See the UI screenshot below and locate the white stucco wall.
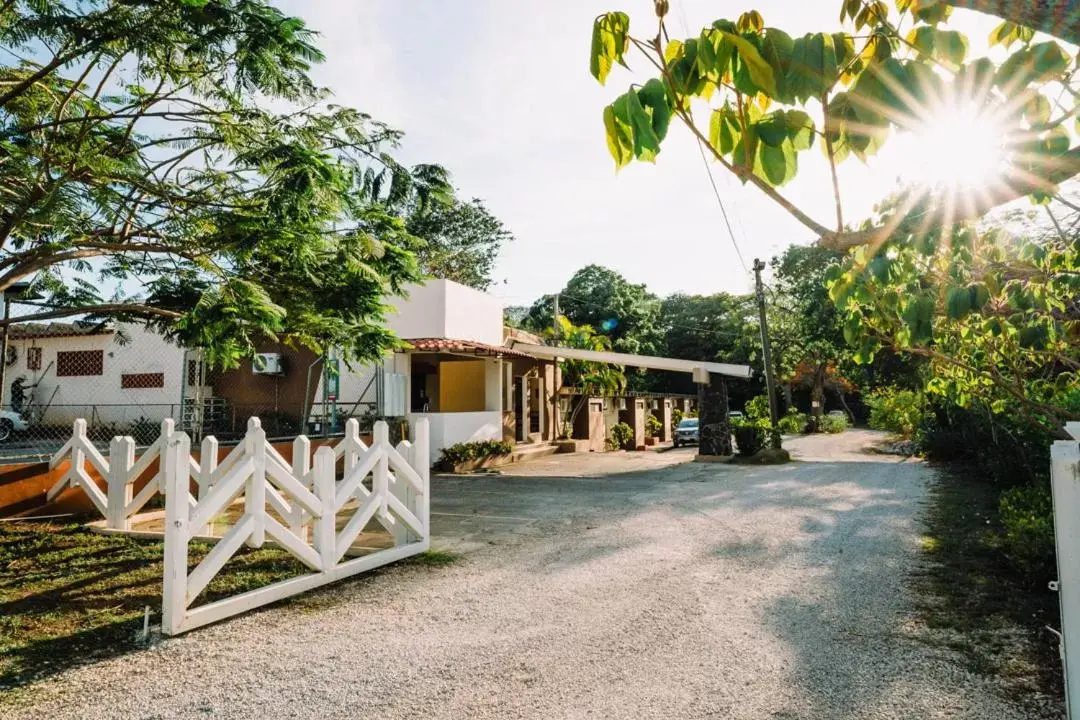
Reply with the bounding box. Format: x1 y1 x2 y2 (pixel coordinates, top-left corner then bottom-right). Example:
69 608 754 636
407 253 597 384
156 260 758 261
5 324 185 426
386 279 503 345
406 410 502 463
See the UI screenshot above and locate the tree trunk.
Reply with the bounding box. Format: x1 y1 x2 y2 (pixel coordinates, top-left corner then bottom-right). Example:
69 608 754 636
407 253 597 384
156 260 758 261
565 394 586 438
810 363 826 432
698 375 733 456
833 385 855 423
942 0 1080 47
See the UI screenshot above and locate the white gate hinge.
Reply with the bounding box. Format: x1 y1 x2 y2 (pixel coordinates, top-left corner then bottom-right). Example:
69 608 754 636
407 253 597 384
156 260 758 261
1050 580 1060 592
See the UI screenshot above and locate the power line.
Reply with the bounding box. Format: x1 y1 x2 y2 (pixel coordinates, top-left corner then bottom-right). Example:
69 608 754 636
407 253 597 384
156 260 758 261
694 137 748 273
672 0 749 274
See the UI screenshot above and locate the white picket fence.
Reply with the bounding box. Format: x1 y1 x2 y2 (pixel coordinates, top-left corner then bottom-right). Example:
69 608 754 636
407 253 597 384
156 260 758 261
48 416 430 635
1051 421 1080 718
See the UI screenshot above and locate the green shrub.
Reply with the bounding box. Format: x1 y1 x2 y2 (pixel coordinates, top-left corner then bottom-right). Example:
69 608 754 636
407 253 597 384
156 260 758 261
819 414 848 434
646 414 662 438
865 388 927 438
671 408 684 431
745 395 770 421
439 439 514 467
732 422 764 456
609 422 634 450
999 484 1056 578
777 409 808 435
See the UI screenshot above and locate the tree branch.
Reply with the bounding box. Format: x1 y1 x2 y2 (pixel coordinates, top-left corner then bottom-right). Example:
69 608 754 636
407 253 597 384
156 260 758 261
0 303 183 327
941 0 1080 47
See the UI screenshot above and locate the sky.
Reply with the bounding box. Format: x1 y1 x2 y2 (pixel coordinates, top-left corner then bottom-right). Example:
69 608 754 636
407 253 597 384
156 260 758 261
274 0 1002 306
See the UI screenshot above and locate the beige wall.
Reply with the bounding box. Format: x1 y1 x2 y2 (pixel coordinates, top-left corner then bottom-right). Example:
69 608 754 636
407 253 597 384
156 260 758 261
438 360 486 412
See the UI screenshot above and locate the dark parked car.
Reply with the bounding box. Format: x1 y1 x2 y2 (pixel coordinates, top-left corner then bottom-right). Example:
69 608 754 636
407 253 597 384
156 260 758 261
673 418 699 448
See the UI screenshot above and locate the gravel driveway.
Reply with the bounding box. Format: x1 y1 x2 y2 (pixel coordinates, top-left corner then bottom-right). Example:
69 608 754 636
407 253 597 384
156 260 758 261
2 431 1056 719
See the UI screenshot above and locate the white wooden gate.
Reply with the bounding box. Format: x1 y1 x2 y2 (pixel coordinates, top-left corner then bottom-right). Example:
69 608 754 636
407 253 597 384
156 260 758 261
48 416 430 636
1051 422 1080 718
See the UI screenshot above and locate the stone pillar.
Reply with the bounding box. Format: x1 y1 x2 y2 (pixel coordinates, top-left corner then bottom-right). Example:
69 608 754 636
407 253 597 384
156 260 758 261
660 399 672 443
698 375 732 457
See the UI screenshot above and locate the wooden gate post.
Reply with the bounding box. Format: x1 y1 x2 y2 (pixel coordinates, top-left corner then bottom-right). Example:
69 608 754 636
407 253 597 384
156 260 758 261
1054 425 1080 716
313 446 336 570
1051 427 1080 719
414 418 430 548
162 431 192 636
106 436 135 530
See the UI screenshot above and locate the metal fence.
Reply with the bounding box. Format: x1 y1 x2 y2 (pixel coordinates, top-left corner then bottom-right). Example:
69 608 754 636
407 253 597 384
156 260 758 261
0 325 406 464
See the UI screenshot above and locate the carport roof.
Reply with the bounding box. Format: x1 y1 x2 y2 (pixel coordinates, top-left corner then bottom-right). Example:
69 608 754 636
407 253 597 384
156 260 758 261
510 342 753 380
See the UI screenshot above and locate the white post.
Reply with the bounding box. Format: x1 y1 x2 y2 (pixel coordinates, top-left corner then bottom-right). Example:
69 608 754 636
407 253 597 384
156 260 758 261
391 440 413 546
345 418 360 472
1052 438 1080 719
158 418 175 492
414 418 430 545
106 436 135 530
245 417 266 549
290 435 311 539
313 446 336 571
162 431 192 636
199 436 218 499
373 421 390 525
71 417 86 491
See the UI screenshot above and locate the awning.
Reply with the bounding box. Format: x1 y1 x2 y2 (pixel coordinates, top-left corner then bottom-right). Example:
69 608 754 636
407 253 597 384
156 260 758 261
404 337 537 360
510 342 753 380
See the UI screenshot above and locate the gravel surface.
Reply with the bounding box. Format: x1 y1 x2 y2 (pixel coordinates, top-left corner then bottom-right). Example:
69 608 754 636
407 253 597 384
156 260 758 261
2 431 1059 719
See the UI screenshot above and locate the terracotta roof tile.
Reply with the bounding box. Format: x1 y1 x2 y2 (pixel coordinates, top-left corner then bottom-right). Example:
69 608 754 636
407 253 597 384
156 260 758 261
404 337 538 360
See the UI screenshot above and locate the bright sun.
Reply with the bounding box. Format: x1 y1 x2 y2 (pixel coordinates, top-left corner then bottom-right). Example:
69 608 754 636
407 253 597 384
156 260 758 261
897 101 1009 190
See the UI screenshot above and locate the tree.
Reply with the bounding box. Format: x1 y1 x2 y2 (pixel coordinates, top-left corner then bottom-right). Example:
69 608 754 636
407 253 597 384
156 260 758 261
406 198 513 291
770 245 850 428
548 316 626 436
528 265 662 355
588 1 1080 251
0 0 431 367
655 292 758 398
826 191 1080 434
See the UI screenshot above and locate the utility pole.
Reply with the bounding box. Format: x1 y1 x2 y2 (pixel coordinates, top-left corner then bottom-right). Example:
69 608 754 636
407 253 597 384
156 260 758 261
753 258 782 449
552 293 560 340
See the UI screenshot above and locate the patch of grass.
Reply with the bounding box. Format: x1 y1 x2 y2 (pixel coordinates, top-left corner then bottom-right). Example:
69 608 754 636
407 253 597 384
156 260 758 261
0 521 303 694
405 548 461 567
913 470 1063 700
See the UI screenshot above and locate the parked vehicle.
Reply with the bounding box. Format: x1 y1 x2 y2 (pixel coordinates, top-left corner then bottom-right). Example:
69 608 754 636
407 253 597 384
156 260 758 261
673 417 699 448
827 410 846 419
0 410 30 442
729 411 744 421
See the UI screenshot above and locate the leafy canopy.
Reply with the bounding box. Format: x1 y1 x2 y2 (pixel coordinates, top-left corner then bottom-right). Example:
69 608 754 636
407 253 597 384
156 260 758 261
0 0 453 368
589 1 1080 251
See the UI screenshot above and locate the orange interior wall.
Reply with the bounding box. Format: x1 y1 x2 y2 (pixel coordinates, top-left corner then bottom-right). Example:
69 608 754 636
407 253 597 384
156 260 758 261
0 436 364 519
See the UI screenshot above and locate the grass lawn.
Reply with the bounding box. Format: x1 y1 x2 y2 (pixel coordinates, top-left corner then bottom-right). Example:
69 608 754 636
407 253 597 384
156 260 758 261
914 469 1063 701
0 520 458 693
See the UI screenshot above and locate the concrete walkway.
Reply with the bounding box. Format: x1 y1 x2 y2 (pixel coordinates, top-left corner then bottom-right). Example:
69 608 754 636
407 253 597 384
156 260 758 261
3 431 1056 719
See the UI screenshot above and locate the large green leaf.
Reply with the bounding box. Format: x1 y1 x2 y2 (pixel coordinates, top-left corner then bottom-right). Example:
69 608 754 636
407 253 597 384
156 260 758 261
602 104 633 170
720 30 777 97
636 78 672 141
625 88 661 161
901 295 935 345
708 104 742 156
756 138 796 186
589 12 630 85
755 111 788 147
784 109 815 150
945 286 971 319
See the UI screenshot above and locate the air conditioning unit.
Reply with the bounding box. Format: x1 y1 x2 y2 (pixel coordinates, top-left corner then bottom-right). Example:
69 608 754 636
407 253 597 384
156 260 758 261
252 353 284 376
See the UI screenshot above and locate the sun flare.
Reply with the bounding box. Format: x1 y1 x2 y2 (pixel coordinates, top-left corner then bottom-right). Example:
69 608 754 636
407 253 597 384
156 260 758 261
897 102 1009 191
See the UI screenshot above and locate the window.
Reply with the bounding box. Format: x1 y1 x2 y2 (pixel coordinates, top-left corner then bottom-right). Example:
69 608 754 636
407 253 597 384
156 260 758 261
56 350 104 377
121 372 164 389
26 347 41 371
